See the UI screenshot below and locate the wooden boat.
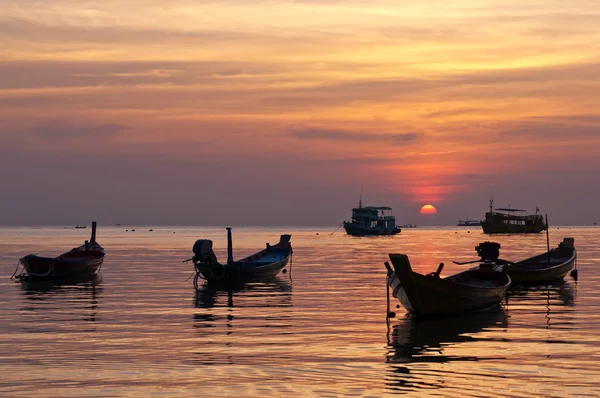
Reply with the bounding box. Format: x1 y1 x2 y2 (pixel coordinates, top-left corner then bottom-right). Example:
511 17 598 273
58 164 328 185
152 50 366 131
454 238 577 284
185 227 292 285
343 196 401 236
481 199 547 234
385 254 511 316
503 238 576 283
16 222 105 281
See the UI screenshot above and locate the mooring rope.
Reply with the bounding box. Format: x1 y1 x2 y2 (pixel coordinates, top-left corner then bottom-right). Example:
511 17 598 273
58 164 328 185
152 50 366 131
14 259 56 280
10 260 22 279
330 223 344 235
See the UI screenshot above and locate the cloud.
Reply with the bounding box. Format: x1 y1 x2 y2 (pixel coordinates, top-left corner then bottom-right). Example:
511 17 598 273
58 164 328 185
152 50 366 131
289 126 421 145
27 122 129 141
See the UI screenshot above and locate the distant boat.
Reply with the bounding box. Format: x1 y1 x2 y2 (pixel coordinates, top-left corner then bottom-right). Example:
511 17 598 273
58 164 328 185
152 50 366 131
75 225 87 229
481 199 547 234
184 227 292 285
385 253 511 316
15 222 105 281
457 219 480 227
343 197 401 236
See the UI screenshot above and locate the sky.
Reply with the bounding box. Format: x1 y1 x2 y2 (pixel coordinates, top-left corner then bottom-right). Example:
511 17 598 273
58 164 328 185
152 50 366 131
1 0 599 226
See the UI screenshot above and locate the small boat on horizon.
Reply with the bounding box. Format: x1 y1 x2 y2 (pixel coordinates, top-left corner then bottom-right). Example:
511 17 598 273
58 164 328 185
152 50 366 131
385 253 511 317
184 227 293 285
75 225 87 229
15 222 105 281
343 197 401 236
481 199 547 234
457 219 480 227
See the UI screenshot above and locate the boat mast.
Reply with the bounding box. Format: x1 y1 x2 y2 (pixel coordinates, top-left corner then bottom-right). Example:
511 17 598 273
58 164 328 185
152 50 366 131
359 185 363 209
226 227 233 265
489 199 494 214
90 221 97 244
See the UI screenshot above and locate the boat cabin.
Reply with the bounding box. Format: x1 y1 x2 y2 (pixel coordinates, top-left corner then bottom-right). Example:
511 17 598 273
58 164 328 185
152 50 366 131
350 206 397 229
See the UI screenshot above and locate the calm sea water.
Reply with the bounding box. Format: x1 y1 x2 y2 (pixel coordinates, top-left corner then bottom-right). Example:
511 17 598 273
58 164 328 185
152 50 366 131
1 226 599 397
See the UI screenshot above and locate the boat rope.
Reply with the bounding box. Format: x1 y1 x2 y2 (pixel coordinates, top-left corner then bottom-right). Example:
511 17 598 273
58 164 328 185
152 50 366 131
330 223 344 235
10 260 22 279
192 264 216 287
210 263 226 280
16 259 56 280
386 274 396 319
193 268 208 287
570 258 578 280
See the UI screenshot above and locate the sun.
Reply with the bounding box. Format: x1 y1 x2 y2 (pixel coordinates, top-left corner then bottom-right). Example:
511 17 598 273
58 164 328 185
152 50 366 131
420 204 437 216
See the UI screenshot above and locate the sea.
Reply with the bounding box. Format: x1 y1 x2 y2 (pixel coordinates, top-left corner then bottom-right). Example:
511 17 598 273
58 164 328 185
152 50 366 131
0 226 599 397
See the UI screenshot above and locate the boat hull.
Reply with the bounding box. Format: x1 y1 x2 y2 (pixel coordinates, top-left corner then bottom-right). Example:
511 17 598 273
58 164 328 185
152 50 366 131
19 253 104 280
504 240 576 283
387 254 510 316
343 222 400 236
202 256 290 283
481 222 546 234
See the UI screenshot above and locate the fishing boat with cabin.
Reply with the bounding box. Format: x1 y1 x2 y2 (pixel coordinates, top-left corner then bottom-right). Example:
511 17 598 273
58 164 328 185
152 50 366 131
14 222 105 281
457 219 481 227
481 199 547 234
343 197 401 236
384 253 511 317
185 227 293 286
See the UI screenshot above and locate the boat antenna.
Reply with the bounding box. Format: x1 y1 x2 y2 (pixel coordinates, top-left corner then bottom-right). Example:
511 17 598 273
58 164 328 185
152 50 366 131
359 185 363 208
489 198 494 213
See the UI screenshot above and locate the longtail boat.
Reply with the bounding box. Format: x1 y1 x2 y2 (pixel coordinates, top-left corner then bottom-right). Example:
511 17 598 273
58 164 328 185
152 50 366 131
15 222 105 281
385 254 511 317
343 196 401 236
185 227 292 285
454 238 577 284
503 238 576 283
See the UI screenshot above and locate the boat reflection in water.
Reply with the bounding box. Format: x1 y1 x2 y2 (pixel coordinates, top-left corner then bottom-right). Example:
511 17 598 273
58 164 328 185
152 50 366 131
193 276 293 310
508 279 576 306
385 308 508 392
507 280 576 329
191 276 293 366
18 274 103 325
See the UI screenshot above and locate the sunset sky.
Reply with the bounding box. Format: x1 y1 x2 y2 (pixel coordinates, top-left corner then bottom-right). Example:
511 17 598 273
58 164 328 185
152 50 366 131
1 1 599 225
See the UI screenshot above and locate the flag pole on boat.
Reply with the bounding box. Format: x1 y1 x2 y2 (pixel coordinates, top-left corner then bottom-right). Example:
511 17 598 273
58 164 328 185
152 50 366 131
546 214 550 266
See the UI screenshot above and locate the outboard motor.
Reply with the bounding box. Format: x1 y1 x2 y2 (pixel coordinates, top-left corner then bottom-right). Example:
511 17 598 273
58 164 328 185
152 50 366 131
188 239 225 284
475 241 501 262
191 240 219 265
